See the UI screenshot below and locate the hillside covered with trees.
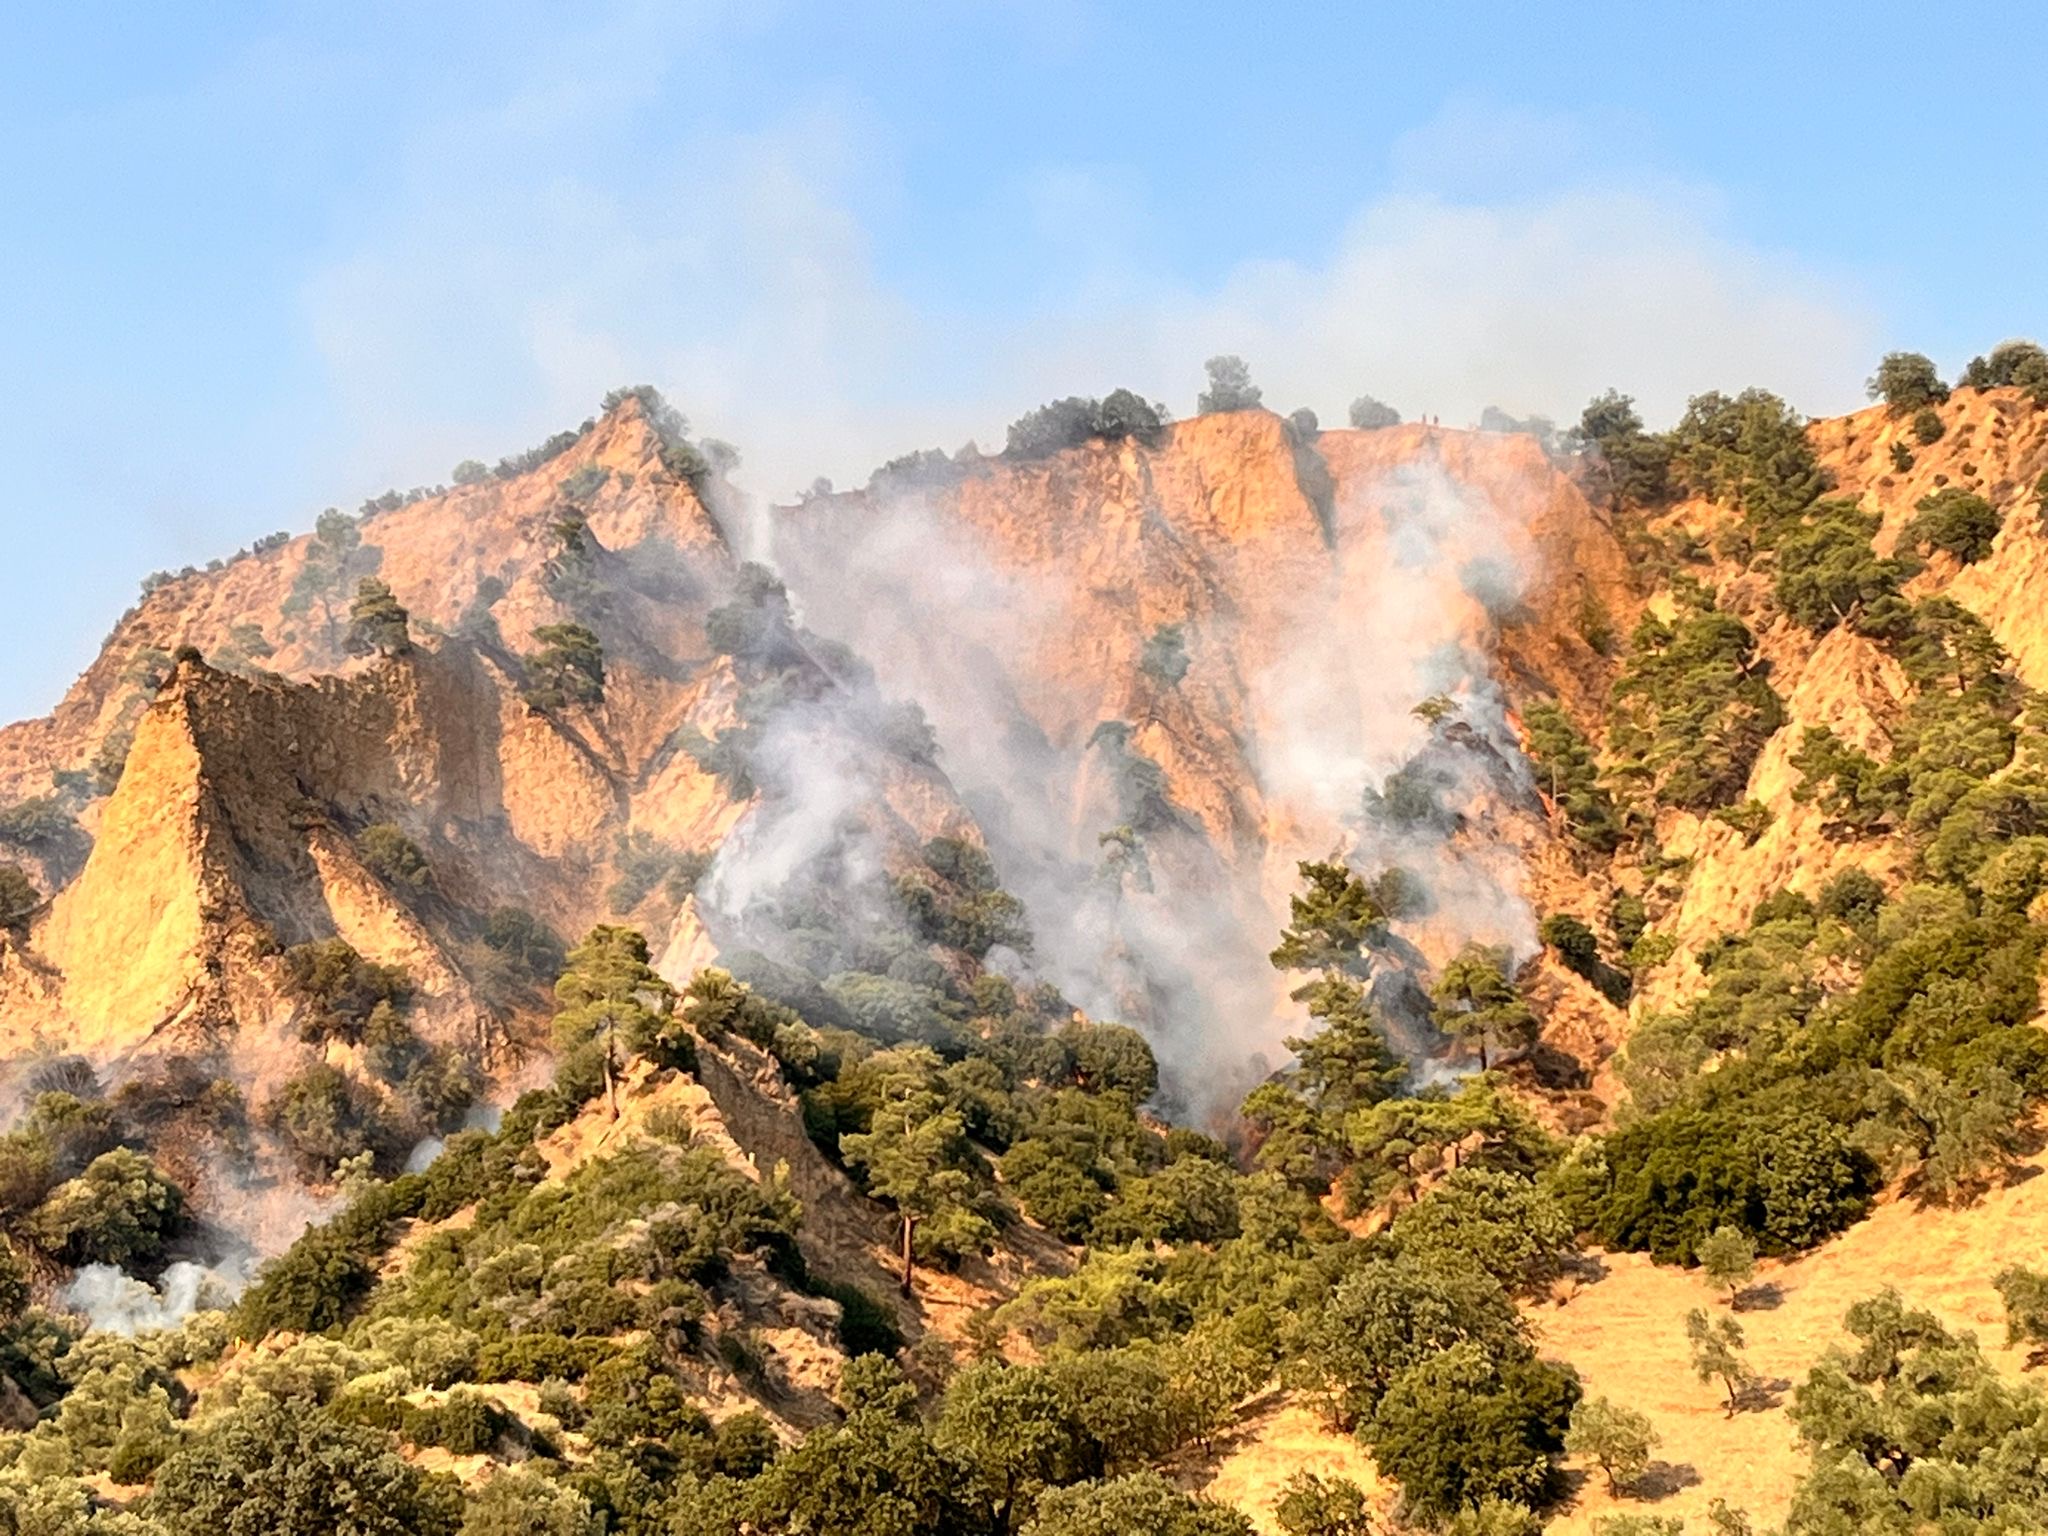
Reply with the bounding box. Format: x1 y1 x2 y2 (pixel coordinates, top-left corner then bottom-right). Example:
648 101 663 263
1 347 2048 1533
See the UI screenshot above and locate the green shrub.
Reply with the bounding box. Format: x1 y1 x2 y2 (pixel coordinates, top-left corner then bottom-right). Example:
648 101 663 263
1904 487 2002 564
28 1148 184 1269
1607 600 1784 812
0 864 38 926
344 578 413 658
147 1397 461 1535
1273 1472 1373 1536
1575 391 1670 507
894 837 1032 959
1369 1342 1580 1521
1348 396 1401 430
1522 703 1622 851
1196 356 1262 415
1867 352 1949 414
1773 502 1912 635
1006 391 1170 458
482 907 565 979
1960 338 2048 399
819 1280 905 1359
267 1065 404 1178
357 823 431 890
522 624 605 710
1024 1471 1252 1536
1593 1106 1877 1261
282 939 414 1045
1667 388 1828 528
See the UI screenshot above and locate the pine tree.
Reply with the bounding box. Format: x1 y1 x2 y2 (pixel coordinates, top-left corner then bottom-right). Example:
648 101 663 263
552 925 674 1119
1433 944 1536 1070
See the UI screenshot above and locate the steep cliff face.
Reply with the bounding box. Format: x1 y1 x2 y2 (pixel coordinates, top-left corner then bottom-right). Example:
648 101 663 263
770 414 1631 1086
17 382 2046 1140
0 399 714 802
0 407 709 1075
0 395 1016 1136
8 381 2048 1533
1 647 557 1074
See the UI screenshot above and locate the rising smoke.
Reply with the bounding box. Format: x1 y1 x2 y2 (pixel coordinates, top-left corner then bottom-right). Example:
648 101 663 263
688 432 1555 1114
58 1260 244 1336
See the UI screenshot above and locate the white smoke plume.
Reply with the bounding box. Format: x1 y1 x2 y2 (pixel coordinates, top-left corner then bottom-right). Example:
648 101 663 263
58 1260 247 1336
737 431 1556 1111
1253 456 1545 963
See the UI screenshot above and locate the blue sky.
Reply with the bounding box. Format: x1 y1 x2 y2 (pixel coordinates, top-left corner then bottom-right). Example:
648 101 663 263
2 0 2044 723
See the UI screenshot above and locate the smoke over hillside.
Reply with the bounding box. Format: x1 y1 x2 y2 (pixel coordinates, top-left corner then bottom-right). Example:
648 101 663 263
701 425 1561 1110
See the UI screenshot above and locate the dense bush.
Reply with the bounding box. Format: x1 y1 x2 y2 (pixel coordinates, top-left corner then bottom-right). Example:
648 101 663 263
1521 703 1622 851
1139 624 1190 687
1772 502 1912 635
146 1397 461 1535
1196 356 1262 415
266 1066 403 1179
356 823 431 891
1903 487 2002 564
522 623 605 711
282 939 414 1045
606 831 707 914
1347 396 1401 430
1005 391 1170 459
1667 387 1828 527
482 906 566 978
1783 1290 2048 1531
0 865 38 927
27 1148 184 1270
1370 1343 1579 1521
1960 338 2048 399
1606 597 1784 813
1865 351 1949 414
895 837 1031 959
1593 1106 1877 1262
1575 391 1671 507
344 578 412 658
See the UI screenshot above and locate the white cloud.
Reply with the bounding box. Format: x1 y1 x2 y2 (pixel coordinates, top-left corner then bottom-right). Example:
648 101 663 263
1066 183 1875 432
304 80 1878 500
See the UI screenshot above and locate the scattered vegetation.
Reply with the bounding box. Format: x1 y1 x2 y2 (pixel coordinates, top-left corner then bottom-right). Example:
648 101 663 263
15 360 2048 1536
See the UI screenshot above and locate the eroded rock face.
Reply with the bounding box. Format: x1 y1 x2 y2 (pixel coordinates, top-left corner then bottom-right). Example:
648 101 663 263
0 397 1011 1113
1615 388 2048 1016
772 415 1631 1088
11 385 2044 1133
0 397 1649 1128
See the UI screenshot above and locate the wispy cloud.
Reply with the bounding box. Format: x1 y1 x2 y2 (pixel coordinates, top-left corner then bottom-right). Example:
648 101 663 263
305 63 1876 501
